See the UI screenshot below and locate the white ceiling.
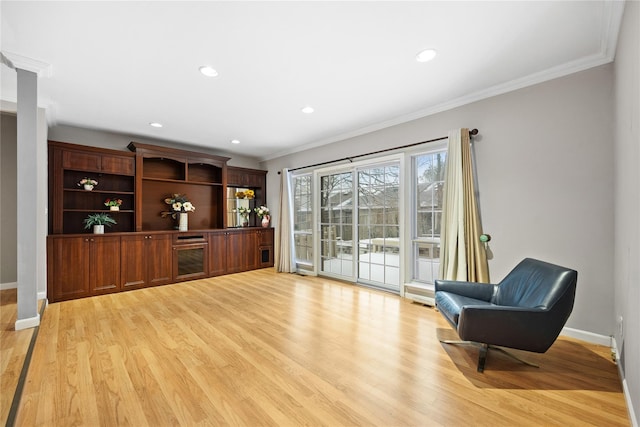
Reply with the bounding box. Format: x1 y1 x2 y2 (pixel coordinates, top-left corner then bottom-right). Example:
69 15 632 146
0 1 625 161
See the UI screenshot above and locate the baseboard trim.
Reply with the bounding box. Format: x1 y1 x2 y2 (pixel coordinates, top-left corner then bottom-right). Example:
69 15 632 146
15 313 40 331
37 291 47 300
560 326 611 346
612 338 638 427
1 281 18 290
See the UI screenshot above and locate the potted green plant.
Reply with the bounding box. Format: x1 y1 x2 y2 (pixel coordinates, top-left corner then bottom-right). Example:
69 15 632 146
83 213 117 234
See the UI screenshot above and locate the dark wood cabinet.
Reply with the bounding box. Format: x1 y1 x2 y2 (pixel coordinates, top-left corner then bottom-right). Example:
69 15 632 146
49 141 136 234
257 228 274 268
208 228 274 275
47 235 121 302
48 140 273 302
121 233 172 289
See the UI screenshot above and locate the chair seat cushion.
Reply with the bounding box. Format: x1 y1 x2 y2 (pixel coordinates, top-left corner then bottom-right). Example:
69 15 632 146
436 292 494 328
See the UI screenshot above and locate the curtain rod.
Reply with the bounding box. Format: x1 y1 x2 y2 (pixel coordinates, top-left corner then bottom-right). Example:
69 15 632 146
279 128 478 174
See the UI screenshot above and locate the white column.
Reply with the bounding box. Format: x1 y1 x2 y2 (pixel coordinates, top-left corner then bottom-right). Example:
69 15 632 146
15 68 40 330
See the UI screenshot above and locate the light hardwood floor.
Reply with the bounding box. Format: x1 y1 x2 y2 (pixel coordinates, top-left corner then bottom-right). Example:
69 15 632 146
5 269 630 426
1 289 44 425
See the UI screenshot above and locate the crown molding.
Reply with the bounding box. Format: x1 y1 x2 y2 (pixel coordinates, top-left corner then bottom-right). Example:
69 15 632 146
601 0 627 62
262 1 627 163
1 51 52 78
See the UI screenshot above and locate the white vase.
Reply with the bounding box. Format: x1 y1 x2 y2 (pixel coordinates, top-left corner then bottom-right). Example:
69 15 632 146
110 206 119 211
84 184 94 191
261 215 270 228
179 212 188 231
93 224 104 234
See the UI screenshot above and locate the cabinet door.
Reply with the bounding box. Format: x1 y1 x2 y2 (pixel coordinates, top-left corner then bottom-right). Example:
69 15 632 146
245 230 259 270
120 235 147 289
225 230 245 273
48 237 91 302
146 234 172 286
90 236 121 295
209 232 228 276
257 229 274 268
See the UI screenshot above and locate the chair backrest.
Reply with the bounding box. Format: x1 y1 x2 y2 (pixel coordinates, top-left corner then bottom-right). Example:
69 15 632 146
492 258 577 309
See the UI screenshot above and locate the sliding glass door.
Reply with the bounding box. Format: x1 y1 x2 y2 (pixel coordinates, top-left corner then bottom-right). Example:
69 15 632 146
357 164 400 290
318 160 401 291
319 172 354 279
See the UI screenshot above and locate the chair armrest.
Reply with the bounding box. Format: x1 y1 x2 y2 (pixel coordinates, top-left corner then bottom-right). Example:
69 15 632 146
435 280 494 302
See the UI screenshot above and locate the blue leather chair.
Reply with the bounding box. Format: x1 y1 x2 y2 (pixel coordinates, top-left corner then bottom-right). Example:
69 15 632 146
435 258 577 372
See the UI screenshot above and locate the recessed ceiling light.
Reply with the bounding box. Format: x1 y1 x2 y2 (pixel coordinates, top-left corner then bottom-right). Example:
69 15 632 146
149 122 163 128
231 139 240 144
301 106 314 114
416 49 437 63
199 66 219 77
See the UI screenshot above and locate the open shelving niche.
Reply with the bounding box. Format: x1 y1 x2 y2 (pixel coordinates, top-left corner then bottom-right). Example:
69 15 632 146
62 169 135 234
128 142 229 232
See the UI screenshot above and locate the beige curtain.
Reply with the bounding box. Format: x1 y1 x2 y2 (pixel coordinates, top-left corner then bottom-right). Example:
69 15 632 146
439 129 489 282
275 168 296 272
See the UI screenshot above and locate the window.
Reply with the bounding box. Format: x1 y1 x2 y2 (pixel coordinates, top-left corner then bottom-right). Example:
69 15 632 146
412 150 446 284
293 173 313 268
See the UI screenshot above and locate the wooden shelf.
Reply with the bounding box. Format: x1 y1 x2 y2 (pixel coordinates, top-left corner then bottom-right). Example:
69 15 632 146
64 188 135 195
142 177 223 186
63 209 135 213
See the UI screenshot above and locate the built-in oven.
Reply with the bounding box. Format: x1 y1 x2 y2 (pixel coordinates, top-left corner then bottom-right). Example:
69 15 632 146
172 234 209 281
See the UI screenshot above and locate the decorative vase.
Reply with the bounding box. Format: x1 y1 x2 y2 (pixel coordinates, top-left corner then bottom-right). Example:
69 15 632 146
84 184 94 191
261 215 270 228
93 224 104 234
242 221 249 227
179 212 188 231
110 206 119 211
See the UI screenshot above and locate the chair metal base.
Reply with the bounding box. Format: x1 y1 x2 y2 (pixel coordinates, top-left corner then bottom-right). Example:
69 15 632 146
440 340 539 373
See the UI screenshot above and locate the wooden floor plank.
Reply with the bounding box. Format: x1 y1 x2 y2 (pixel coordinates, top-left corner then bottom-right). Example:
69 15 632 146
2 269 630 426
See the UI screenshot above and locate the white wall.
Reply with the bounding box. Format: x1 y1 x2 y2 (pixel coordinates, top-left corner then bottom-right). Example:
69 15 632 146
0 113 17 287
263 64 615 338
613 1 639 424
48 124 262 169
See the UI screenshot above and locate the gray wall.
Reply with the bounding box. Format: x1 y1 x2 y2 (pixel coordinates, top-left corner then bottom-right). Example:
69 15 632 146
263 64 615 338
48 124 262 169
614 1 639 423
0 112 17 286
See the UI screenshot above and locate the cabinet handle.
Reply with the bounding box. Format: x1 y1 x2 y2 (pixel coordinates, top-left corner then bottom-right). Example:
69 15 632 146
85 239 89 242
148 236 152 239
90 239 95 242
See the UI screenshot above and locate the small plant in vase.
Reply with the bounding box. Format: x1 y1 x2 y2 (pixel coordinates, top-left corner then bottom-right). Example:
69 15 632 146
254 205 270 228
83 213 117 234
78 177 98 191
237 206 251 227
104 198 123 211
